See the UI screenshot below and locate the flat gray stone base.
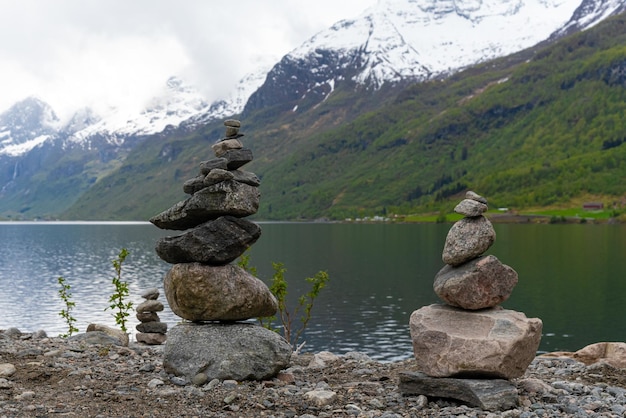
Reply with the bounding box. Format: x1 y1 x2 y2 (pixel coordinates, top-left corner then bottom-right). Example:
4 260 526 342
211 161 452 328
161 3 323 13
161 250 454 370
163 322 291 381
399 371 519 411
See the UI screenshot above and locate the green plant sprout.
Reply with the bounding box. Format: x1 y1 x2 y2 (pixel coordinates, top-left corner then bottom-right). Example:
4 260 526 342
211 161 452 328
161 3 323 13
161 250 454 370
57 276 78 337
105 248 133 333
238 254 329 351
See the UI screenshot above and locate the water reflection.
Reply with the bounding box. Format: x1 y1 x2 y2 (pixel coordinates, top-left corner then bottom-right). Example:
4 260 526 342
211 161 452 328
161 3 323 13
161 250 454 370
1 222 625 362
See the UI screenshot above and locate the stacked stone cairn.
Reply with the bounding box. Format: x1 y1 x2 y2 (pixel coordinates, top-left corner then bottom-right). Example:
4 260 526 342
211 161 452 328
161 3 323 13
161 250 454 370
149 120 291 382
400 191 543 411
135 288 167 345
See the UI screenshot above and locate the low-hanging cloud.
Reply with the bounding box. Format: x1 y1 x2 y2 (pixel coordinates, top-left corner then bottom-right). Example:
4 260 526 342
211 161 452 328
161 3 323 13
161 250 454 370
0 0 376 122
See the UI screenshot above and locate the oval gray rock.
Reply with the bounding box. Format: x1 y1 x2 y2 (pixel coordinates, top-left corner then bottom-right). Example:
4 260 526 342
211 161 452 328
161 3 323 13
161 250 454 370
164 263 278 321
442 216 496 266
433 255 518 310
163 322 291 381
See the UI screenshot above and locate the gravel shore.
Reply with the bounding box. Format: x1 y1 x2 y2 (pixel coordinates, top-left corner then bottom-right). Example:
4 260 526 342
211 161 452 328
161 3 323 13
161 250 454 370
1 328 626 417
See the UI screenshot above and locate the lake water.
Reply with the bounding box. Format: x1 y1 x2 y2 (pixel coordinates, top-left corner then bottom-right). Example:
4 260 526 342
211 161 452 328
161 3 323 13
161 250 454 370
0 221 624 362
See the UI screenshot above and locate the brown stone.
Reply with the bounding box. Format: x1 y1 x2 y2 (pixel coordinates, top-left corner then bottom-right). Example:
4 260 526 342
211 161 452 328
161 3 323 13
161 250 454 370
136 332 167 345
433 255 518 310
212 139 243 157
164 263 278 321
541 342 626 368
86 323 129 347
136 300 164 313
409 304 542 379
136 311 160 323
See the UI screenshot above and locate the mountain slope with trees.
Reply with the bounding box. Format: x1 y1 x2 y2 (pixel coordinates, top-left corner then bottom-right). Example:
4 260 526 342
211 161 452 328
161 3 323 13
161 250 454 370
62 14 626 221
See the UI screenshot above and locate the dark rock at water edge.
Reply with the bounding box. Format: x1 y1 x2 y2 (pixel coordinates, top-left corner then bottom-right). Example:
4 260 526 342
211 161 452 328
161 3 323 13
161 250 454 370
155 216 261 265
399 371 518 411
136 321 168 334
149 180 260 230
163 322 292 381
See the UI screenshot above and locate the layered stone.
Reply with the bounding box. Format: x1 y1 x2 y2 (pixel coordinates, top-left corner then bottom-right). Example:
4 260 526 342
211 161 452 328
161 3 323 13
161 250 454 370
164 263 278 321
136 333 167 345
149 180 260 230
399 371 518 411
163 322 291 381
183 169 260 194
409 304 542 379
433 255 518 310
442 216 496 266
454 198 488 217
155 216 261 265
136 322 168 334
212 139 243 157
199 157 228 175
223 148 253 170
82 324 129 347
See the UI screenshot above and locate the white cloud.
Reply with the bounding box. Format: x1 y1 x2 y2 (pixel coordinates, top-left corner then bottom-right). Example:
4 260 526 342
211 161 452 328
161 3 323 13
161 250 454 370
0 0 377 122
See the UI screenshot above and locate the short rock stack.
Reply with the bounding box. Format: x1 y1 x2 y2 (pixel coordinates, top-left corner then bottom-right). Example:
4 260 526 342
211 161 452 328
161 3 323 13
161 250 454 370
400 191 543 411
149 120 291 382
135 288 167 345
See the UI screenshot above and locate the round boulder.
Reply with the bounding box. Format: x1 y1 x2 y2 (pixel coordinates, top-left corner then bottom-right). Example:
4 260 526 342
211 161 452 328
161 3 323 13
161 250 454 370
163 322 291 381
164 263 277 321
409 304 542 379
442 216 496 266
434 255 518 310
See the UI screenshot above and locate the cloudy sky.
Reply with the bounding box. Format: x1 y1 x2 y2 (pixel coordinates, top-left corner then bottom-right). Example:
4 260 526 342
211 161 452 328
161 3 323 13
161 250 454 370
0 0 377 121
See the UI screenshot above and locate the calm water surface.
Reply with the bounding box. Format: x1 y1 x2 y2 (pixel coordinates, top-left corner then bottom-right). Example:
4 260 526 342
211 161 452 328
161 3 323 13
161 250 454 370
0 221 624 361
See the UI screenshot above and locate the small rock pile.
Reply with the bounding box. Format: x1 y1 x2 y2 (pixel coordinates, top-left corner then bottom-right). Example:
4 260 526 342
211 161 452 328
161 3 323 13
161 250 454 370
135 288 167 345
401 191 543 411
149 120 291 382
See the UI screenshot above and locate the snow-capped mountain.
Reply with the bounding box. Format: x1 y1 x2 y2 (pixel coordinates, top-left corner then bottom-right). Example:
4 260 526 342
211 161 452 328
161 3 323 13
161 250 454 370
0 72 266 158
67 76 210 144
2 0 626 219
244 0 626 113
0 97 60 157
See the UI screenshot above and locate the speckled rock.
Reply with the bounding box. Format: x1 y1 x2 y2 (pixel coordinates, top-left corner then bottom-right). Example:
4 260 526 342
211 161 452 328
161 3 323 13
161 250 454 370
164 263 278 321
409 304 542 379
442 216 496 266
163 322 291 381
433 255 518 310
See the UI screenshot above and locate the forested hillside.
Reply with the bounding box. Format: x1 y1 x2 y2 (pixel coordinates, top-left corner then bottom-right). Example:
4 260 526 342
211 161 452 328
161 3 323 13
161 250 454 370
63 14 626 221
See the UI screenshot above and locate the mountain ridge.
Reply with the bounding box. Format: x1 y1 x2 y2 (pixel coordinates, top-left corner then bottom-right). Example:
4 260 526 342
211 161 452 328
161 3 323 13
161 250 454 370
2 0 626 219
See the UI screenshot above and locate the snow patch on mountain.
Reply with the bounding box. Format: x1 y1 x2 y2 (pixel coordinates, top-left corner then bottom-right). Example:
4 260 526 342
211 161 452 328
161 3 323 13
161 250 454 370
288 0 586 88
0 97 60 156
68 76 211 142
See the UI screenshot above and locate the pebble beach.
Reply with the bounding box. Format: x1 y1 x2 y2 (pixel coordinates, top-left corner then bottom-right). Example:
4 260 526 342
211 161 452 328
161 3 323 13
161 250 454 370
2 328 626 417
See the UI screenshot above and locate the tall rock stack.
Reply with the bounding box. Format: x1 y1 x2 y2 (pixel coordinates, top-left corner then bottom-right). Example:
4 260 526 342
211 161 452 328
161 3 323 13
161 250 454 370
149 120 291 382
400 191 543 411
